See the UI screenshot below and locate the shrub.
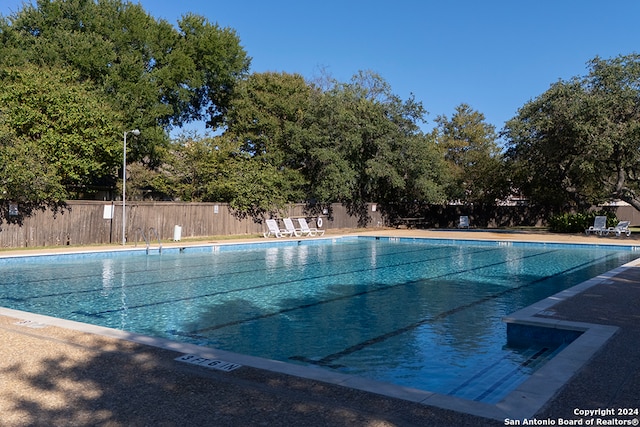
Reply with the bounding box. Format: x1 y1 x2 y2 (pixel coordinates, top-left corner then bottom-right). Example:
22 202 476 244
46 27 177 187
548 211 617 233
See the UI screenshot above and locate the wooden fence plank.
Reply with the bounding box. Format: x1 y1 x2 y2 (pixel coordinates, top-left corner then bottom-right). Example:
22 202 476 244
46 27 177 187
0 201 382 248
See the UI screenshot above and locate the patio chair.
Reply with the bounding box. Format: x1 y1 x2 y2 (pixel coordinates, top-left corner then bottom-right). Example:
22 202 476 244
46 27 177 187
586 216 608 235
263 219 293 238
604 220 631 237
283 217 305 237
458 215 469 229
297 218 325 236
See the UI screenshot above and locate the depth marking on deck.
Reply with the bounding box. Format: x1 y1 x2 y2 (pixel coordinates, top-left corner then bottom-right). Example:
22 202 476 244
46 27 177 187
14 320 47 329
175 354 242 372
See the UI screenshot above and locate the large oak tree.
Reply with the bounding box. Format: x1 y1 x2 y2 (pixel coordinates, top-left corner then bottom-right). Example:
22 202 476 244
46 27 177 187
503 54 640 212
1 0 250 139
222 70 449 221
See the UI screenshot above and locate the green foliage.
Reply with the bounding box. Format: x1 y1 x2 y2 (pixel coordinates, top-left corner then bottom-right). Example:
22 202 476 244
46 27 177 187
0 64 122 223
131 133 305 217
20 2 640 226
504 54 640 213
303 71 448 222
226 158 306 218
143 71 449 221
0 0 250 163
548 211 617 233
0 0 251 224
226 72 311 166
0 65 122 186
435 104 507 206
0 132 67 223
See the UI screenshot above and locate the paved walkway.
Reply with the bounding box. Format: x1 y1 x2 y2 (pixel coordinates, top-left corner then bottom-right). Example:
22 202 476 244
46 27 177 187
1 230 639 426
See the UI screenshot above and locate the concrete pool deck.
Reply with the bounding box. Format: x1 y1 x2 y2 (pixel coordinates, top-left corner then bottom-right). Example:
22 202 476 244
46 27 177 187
1 229 639 426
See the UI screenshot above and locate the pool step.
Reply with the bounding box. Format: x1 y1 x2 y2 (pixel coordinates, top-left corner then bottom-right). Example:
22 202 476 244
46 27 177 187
448 345 565 403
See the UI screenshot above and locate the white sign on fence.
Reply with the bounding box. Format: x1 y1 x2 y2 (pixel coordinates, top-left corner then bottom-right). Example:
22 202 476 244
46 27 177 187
103 204 114 219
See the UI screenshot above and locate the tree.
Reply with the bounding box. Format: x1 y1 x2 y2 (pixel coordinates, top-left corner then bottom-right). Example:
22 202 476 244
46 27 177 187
585 55 640 210
0 133 67 224
503 79 589 211
224 72 310 214
226 72 311 167
435 104 506 206
0 0 250 164
167 71 448 222
305 71 448 222
503 54 640 212
0 64 122 223
135 132 304 218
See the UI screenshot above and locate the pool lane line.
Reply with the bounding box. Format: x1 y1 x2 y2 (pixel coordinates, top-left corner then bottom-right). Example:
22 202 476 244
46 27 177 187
0 243 451 301
73 246 501 318
168 248 561 341
287 252 616 368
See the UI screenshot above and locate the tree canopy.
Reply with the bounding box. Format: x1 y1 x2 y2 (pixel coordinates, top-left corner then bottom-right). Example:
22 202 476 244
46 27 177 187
303 71 448 222
0 0 249 223
503 53 640 212
0 0 250 160
434 104 506 206
144 71 450 222
5 1 639 228
0 64 122 220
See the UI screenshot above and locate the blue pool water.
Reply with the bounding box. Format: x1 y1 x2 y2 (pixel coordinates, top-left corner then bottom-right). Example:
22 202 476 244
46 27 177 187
1 237 637 403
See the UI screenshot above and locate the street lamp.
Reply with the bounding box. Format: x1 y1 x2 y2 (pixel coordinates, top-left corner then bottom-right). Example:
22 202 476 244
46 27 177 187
122 129 140 245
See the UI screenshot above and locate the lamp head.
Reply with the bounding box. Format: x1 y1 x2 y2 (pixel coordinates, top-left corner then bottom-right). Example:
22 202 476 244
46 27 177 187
130 129 140 136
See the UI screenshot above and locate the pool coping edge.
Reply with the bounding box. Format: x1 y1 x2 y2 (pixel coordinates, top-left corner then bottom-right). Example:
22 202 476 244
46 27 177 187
496 262 637 420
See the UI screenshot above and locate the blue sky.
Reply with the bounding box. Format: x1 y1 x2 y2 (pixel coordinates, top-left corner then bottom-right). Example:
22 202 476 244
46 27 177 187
2 0 640 135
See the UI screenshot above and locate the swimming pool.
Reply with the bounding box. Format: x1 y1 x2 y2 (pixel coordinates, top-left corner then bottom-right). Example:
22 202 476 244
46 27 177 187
1 236 637 404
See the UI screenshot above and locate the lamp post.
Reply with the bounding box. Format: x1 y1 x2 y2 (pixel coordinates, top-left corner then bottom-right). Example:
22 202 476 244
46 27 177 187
122 129 140 245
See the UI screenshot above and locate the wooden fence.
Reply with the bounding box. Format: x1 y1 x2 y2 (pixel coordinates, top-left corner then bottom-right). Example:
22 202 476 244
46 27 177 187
1 200 635 248
612 205 640 226
0 201 384 248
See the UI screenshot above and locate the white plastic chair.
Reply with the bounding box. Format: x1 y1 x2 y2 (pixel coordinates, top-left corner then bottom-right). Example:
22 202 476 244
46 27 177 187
604 221 631 237
586 216 607 235
263 219 293 238
297 218 325 236
283 218 305 237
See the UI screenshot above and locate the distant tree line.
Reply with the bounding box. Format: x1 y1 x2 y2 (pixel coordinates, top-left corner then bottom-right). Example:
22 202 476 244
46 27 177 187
1 1 639 226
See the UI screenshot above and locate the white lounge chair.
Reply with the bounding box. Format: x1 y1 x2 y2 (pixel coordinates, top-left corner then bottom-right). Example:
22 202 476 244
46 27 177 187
282 217 304 237
297 218 325 236
604 220 631 237
586 216 608 235
263 219 293 238
458 215 469 229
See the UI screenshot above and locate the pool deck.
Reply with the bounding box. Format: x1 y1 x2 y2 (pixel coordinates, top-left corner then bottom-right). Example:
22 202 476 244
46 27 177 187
1 229 639 426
